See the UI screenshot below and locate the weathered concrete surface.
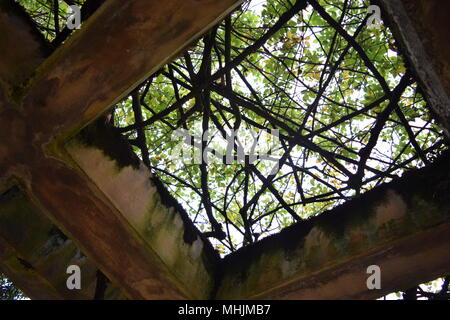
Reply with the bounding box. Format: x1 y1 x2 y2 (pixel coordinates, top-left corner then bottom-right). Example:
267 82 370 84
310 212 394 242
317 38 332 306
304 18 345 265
378 0 450 134
1 0 449 300
0 0 242 299
0 0 49 90
65 122 220 299
0 186 124 299
216 152 450 299
21 0 245 140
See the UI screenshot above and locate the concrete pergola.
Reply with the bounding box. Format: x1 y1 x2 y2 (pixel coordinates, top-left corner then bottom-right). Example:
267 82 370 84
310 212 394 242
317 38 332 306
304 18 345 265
0 0 449 300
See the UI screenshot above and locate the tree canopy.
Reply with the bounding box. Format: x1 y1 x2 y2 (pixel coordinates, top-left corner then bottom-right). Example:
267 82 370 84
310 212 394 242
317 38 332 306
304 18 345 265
109 0 446 253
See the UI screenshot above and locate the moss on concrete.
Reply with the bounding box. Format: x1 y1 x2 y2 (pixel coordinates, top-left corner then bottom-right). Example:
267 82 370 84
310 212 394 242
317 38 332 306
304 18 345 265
0 185 127 299
218 150 450 298
75 118 141 171
0 186 52 253
69 124 221 299
139 178 220 299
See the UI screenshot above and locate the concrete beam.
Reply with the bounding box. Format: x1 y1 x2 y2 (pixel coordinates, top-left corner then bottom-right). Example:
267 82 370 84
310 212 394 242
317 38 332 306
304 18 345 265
22 0 244 140
378 0 450 134
0 0 47 188
1 0 448 300
64 122 220 299
0 186 124 299
0 0 49 90
216 152 450 299
0 0 242 299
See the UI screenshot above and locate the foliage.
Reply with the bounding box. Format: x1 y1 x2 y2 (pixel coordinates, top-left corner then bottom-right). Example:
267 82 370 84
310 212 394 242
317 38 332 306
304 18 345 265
15 0 86 40
11 0 448 253
0 273 25 300
383 276 450 300
3 0 449 300
110 0 447 253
